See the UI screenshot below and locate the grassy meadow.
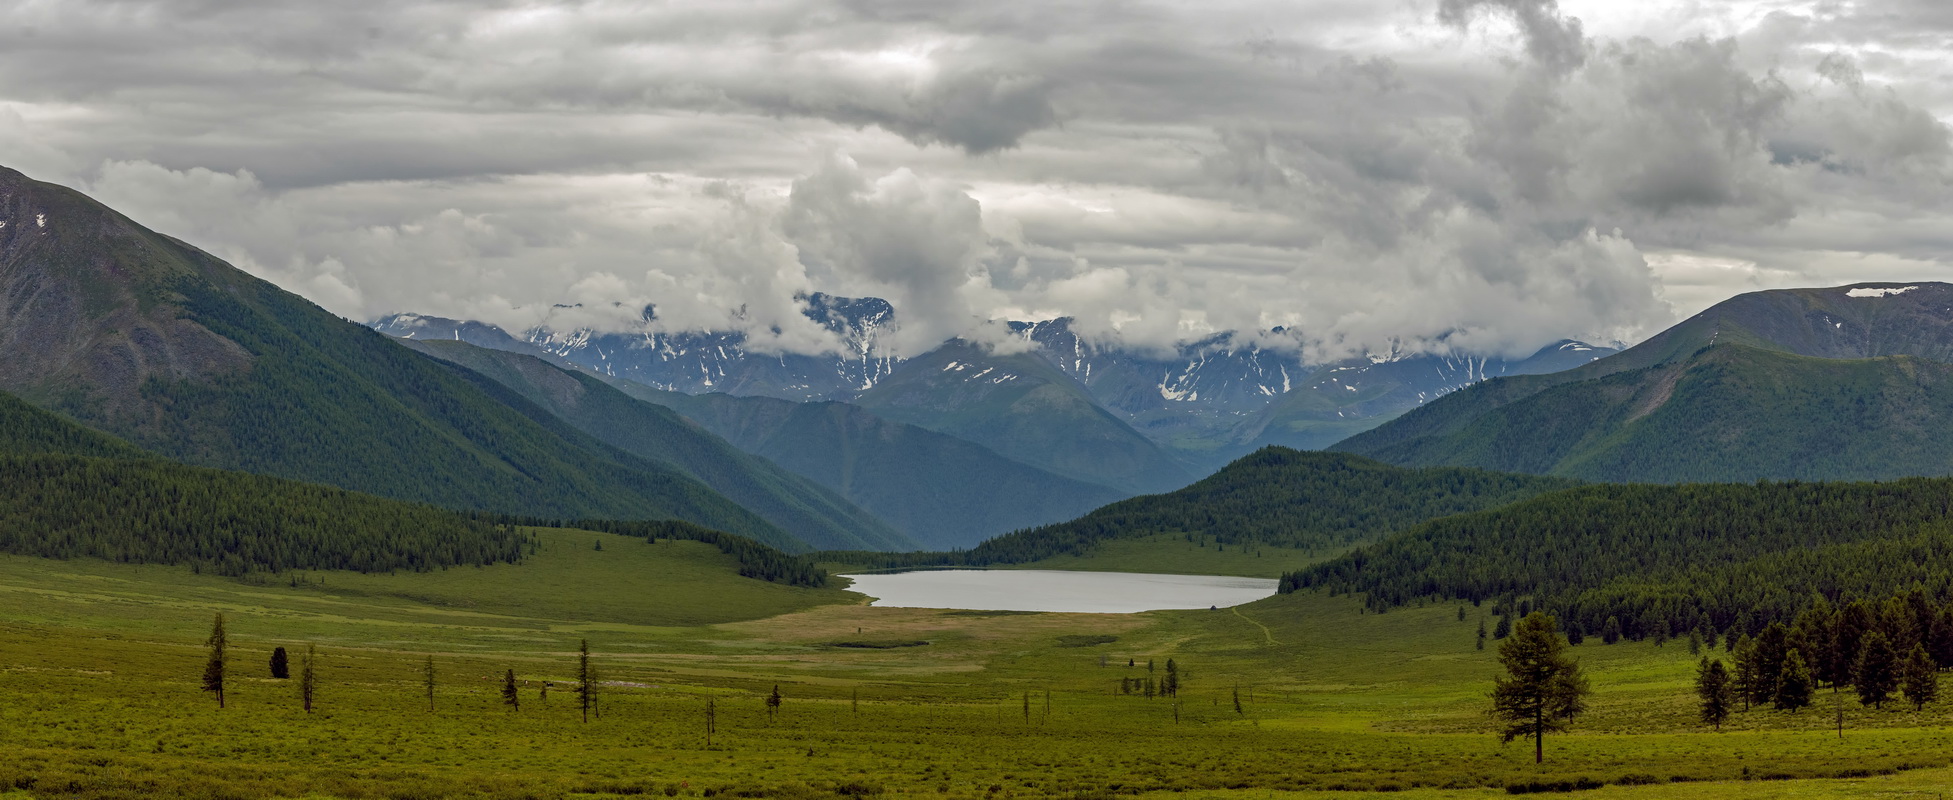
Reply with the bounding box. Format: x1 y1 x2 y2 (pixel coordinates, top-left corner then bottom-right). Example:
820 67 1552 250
5 527 1953 798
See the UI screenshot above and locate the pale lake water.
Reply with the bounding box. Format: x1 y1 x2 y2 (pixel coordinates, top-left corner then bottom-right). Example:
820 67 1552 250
840 569 1278 614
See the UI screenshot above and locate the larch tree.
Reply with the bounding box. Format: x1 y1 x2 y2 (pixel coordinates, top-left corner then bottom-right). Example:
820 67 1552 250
1855 632 1898 709
577 639 595 724
501 669 520 711
1695 658 1732 731
1901 644 1938 711
1490 613 1590 764
422 655 437 713
1730 636 1758 712
1775 649 1813 711
202 612 227 708
299 643 318 713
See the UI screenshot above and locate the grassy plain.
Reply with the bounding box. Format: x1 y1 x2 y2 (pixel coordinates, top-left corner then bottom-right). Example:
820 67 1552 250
5 529 1953 799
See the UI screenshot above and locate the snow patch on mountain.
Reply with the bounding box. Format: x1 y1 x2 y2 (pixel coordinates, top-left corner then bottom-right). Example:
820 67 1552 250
1848 286 1918 298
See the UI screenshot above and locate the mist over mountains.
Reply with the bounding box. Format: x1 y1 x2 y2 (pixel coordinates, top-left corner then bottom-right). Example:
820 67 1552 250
373 301 1619 475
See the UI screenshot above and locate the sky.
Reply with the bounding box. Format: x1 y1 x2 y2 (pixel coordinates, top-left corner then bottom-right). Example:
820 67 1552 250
2 0 1949 360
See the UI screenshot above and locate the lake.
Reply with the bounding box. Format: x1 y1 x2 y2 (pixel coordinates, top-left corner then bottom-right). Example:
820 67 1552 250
840 569 1278 614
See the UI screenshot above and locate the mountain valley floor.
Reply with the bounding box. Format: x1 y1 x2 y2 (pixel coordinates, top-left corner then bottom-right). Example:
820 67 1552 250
3 527 1953 799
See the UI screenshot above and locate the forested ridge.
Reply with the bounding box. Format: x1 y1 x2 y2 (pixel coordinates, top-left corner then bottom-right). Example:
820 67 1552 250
819 448 1575 569
0 454 526 575
1287 478 1953 642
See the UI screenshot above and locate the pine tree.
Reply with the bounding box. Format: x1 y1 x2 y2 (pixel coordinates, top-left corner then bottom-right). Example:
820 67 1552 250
1476 619 1487 650
202 612 227 708
1164 659 1180 697
422 655 437 713
299 643 317 713
767 684 783 721
1695 658 1731 731
577 639 595 723
1775 649 1813 711
1901 644 1938 711
501 669 520 711
269 645 289 680
1493 614 1512 640
1490 613 1589 764
1601 616 1622 645
1855 631 1898 709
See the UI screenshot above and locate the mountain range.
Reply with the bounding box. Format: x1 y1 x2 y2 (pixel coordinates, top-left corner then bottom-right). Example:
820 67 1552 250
373 303 1619 490
28 157 1953 565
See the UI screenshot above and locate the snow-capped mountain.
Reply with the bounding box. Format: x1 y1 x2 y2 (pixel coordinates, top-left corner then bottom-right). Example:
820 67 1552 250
377 294 901 402
371 296 1618 473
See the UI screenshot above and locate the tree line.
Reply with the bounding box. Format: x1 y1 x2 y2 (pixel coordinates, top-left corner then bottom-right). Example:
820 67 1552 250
1691 592 1947 722
0 453 527 575
0 450 824 588
1285 478 1953 643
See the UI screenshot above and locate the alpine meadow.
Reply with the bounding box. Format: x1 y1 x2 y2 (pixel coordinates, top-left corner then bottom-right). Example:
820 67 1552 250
6 1 1953 799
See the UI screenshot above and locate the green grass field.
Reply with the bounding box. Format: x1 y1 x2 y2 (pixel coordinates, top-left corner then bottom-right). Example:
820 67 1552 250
6 531 1953 799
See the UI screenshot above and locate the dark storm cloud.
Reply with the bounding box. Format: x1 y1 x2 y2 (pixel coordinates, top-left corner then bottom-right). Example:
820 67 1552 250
0 0 1947 360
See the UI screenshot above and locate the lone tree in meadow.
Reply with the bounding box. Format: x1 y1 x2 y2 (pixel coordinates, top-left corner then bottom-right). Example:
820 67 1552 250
269 646 289 680
767 684 783 721
1163 659 1180 698
1855 632 1898 709
1901 645 1938 711
1695 658 1732 731
300 643 318 713
422 655 437 712
577 639 596 723
501 669 520 711
202 612 228 708
1491 613 1590 764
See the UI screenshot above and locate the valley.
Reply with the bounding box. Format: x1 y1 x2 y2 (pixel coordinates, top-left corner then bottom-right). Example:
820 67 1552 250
6 533 1953 800
10 166 1953 800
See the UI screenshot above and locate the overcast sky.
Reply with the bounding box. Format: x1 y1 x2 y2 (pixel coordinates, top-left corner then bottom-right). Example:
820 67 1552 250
3 0 1949 359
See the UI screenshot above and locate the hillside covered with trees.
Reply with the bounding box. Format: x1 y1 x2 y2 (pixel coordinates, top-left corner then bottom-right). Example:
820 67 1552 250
1287 478 1953 643
822 448 1575 569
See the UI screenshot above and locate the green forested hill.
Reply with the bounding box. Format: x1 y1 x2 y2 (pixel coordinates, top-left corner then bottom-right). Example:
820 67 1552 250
1347 344 1953 482
1337 283 1953 484
1289 477 1953 640
0 453 526 575
966 448 1574 559
0 391 523 574
823 448 1574 568
0 165 792 544
0 391 143 458
398 339 912 551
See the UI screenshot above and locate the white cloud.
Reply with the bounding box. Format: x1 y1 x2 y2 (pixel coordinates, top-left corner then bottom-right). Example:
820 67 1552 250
1 0 1948 362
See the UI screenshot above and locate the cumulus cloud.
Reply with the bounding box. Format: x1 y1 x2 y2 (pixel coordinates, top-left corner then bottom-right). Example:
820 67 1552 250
1 0 1950 363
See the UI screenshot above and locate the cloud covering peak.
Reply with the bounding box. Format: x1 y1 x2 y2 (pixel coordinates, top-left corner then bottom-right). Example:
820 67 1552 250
3 0 1949 361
